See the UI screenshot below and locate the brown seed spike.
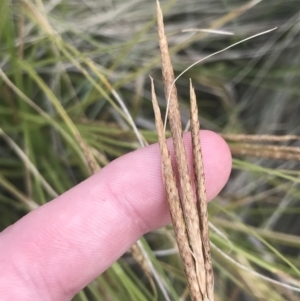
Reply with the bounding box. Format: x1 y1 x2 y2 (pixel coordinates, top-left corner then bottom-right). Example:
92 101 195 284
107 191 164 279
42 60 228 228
157 1 206 299
190 80 214 301
150 77 202 301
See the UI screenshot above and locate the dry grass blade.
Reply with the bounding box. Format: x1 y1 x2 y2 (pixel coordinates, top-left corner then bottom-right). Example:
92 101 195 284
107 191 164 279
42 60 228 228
151 77 202 301
190 81 214 301
181 29 234 36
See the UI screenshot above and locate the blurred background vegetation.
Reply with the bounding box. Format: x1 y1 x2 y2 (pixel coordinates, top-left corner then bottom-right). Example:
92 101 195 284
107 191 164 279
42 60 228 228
1 0 300 300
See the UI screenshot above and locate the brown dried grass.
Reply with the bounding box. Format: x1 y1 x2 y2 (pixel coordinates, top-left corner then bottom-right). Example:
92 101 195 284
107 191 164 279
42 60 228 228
150 2 214 300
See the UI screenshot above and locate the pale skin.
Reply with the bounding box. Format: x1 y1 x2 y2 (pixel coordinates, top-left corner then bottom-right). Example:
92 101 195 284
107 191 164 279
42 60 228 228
0 130 232 301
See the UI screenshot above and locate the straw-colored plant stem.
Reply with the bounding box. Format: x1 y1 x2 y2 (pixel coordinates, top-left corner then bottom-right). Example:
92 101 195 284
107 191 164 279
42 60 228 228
153 1 214 300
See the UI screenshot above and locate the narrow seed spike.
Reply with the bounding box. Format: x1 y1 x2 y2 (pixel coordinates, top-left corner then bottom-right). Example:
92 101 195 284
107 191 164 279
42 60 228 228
156 1 206 297
221 134 300 142
150 77 202 301
155 2 217 300
190 80 214 301
230 146 300 161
